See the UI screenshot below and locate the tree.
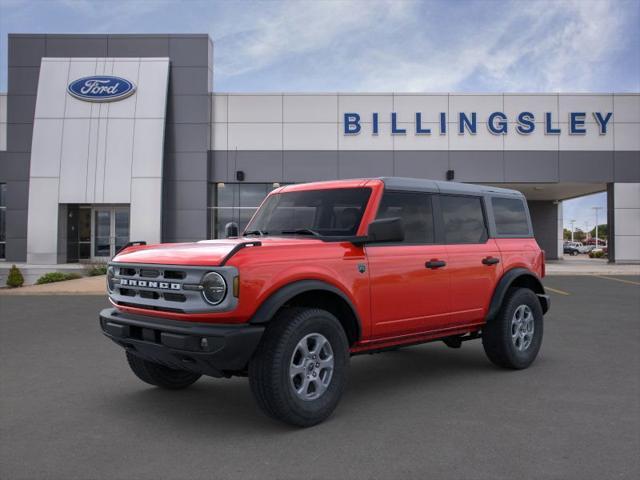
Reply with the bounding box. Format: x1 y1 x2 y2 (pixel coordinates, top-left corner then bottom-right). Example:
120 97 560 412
563 228 572 240
573 228 586 242
6 264 24 288
589 224 607 239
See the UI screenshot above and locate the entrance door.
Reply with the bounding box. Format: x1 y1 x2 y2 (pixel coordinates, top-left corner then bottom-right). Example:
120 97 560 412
92 206 130 259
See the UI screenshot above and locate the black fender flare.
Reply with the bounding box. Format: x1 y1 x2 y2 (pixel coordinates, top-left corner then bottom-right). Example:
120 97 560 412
486 268 549 322
249 279 362 339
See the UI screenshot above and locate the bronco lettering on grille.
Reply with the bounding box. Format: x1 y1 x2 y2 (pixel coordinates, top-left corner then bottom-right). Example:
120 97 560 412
120 278 181 290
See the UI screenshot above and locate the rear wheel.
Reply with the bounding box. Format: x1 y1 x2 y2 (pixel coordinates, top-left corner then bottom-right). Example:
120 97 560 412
126 351 201 389
249 307 350 427
482 288 543 369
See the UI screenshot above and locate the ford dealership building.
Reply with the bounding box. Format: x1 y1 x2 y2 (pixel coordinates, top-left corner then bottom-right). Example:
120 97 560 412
0 33 638 268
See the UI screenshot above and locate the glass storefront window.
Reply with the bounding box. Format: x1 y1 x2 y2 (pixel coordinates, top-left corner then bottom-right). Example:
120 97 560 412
0 183 6 259
208 183 283 238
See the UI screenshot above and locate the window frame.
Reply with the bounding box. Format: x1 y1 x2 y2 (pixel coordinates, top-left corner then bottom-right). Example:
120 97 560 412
488 194 534 239
370 189 438 246
437 193 490 245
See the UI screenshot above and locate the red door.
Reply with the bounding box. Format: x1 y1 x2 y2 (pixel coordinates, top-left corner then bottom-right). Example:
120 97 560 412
446 240 502 325
367 245 451 339
439 194 502 326
365 190 450 340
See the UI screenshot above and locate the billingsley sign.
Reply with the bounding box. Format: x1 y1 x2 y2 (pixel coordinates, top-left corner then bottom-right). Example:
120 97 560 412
343 111 613 135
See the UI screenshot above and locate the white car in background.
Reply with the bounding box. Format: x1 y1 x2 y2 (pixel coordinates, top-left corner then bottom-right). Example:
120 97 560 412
564 241 590 254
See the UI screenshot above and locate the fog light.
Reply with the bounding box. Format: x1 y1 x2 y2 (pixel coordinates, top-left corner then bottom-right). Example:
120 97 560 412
200 338 209 349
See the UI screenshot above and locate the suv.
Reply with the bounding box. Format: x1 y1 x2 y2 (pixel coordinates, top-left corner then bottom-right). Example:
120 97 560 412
100 178 549 427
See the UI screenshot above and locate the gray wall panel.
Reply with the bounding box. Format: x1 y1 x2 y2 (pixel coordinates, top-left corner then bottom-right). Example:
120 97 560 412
5 180 29 209
232 151 283 182
107 35 170 57
6 95 36 124
165 153 209 181
504 151 559 182
165 123 210 153
164 180 208 211
6 208 28 239
8 36 45 67
209 151 229 182
169 36 211 67
338 151 394 178
169 67 210 95
167 95 210 124
559 151 614 182
45 36 108 57
450 151 505 182
6 124 33 153
7 67 40 95
284 151 338 182
162 209 208 241
5 237 26 262
529 200 560 259
614 151 640 182
0 153 30 181
394 151 449 180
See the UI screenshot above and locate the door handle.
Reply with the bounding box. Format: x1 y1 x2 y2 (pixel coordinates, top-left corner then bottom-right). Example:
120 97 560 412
425 260 446 269
482 256 500 266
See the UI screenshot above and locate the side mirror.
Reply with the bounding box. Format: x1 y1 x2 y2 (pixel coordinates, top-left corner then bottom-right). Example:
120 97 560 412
224 222 239 238
364 217 404 243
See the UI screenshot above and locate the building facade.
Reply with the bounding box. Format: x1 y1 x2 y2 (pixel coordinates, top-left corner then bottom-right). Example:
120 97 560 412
0 34 638 265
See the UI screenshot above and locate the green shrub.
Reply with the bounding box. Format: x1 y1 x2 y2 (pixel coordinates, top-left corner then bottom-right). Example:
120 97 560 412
36 272 82 285
6 264 25 288
589 250 606 259
86 264 108 276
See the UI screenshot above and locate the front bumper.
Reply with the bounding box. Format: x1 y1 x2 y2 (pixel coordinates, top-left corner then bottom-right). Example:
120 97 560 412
99 308 264 378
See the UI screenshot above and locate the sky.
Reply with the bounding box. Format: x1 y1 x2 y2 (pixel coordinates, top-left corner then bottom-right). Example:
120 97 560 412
1 0 638 227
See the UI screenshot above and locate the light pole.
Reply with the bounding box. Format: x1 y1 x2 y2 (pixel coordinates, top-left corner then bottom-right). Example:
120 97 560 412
592 206 603 248
570 219 576 242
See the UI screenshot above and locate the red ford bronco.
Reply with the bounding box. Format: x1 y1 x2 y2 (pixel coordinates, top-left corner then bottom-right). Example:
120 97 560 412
100 178 549 426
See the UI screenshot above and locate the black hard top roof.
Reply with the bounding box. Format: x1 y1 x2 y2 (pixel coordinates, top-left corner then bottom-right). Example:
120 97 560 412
378 177 523 197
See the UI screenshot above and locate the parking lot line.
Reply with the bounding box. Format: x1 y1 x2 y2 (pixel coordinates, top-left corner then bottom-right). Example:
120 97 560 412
544 286 571 296
592 275 640 286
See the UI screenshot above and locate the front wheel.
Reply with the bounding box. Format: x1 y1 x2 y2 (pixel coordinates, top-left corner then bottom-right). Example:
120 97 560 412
482 288 544 369
249 307 350 427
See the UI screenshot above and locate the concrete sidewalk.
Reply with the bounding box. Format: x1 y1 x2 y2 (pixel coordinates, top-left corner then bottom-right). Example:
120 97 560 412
546 256 640 276
0 275 107 295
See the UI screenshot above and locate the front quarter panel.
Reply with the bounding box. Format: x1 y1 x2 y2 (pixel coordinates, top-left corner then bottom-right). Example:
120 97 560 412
229 241 372 333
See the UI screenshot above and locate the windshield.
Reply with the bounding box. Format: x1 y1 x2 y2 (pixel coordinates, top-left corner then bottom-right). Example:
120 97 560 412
245 187 372 237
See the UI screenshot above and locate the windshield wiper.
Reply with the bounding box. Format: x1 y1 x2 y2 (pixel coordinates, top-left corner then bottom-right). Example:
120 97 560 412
280 228 321 237
244 229 268 236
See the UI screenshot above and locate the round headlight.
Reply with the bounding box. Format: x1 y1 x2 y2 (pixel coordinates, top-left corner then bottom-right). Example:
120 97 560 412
106 266 115 293
201 272 227 305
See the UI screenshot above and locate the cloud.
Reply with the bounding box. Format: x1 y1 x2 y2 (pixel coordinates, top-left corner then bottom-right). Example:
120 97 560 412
212 0 638 92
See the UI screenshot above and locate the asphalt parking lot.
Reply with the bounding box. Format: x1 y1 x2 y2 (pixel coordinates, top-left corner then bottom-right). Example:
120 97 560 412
1 275 638 480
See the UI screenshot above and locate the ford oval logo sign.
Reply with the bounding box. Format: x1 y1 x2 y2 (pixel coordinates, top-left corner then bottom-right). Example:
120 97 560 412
67 76 136 102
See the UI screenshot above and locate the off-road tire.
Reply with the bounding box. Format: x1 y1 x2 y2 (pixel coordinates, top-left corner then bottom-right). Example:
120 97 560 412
482 288 543 369
126 351 201 389
249 307 350 427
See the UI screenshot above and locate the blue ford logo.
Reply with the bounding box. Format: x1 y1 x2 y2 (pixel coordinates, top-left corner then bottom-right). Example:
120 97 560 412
67 76 136 102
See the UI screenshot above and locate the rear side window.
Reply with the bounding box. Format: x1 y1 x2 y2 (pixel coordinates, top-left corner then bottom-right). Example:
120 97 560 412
376 191 434 244
440 195 488 244
492 197 530 236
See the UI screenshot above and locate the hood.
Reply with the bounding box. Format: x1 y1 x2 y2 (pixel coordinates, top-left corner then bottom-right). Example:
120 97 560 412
112 237 323 267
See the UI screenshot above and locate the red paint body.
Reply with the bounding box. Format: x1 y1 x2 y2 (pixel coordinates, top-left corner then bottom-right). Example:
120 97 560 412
112 179 545 353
